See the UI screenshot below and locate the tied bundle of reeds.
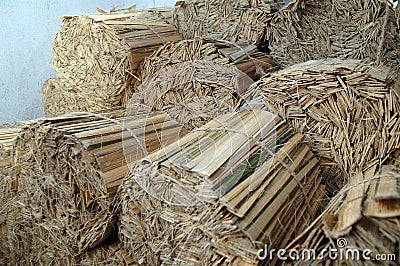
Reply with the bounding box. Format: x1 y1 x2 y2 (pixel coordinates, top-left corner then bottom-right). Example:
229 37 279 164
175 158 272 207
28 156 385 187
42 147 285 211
10 110 181 265
118 109 326 265
47 8 181 117
174 0 284 45
0 126 21 266
263 0 400 70
286 165 400 266
246 59 400 191
129 58 255 131
136 38 277 89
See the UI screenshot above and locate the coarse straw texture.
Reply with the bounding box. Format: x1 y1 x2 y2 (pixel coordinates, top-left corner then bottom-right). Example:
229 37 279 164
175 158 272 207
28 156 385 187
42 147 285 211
129 59 256 131
0 125 22 266
136 38 277 89
263 0 400 70
174 0 284 45
48 8 181 117
119 109 326 265
246 58 400 193
9 109 181 265
286 164 400 266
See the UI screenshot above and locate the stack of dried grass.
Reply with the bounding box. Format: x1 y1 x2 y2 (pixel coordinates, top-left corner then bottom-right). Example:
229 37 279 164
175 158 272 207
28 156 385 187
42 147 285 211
0 126 21 266
79 240 135 265
286 165 400 266
129 58 255 131
247 59 400 193
263 0 400 70
119 109 326 265
45 8 181 117
136 38 277 87
174 0 284 45
9 109 181 264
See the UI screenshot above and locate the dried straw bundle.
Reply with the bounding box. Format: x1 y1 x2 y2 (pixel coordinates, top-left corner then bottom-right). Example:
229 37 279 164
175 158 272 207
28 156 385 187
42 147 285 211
137 38 277 89
119 109 326 265
247 59 400 187
79 240 135 266
286 165 400 266
48 8 181 117
129 59 255 131
174 0 284 45
0 126 21 266
263 0 400 70
10 110 181 264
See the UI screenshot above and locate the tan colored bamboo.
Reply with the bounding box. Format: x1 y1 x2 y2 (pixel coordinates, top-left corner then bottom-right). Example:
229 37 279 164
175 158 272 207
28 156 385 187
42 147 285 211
263 0 400 71
46 8 181 117
174 0 284 45
119 109 325 265
10 109 181 265
247 58 400 194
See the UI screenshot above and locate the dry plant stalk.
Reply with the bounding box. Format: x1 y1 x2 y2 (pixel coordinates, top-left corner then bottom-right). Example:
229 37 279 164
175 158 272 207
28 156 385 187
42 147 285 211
136 38 277 89
119 109 325 265
174 0 284 45
247 59 400 193
129 60 255 131
47 8 181 117
0 125 21 266
286 165 400 266
10 109 181 265
79 240 135 265
263 0 400 70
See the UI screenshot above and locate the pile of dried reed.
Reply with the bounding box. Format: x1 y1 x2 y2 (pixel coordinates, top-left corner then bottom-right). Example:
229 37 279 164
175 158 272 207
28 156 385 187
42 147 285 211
9 110 181 264
263 0 400 70
287 165 400 266
174 0 284 45
247 59 400 193
79 240 135 265
46 8 181 117
129 58 254 131
136 38 277 88
0 126 21 266
119 109 326 265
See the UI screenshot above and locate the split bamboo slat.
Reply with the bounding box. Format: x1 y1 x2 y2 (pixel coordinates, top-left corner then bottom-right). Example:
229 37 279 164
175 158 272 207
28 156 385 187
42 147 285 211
246 58 400 194
174 0 284 45
129 58 255 131
119 109 326 265
9 109 181 265
46 8 181 117
286 165 400 266
0 125 21 266
263 0 400 70
136 38 277 89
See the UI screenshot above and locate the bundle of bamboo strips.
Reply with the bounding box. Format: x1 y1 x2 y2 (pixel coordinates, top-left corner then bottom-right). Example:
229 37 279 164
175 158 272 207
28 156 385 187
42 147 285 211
136 38 277 89
174 0 284 45
263 0 400 70
129 59 255 131
10 109 181 264
286 165 400 266
47 8 181 117
0 125 21 266
246 59 400 191
119 109 326 265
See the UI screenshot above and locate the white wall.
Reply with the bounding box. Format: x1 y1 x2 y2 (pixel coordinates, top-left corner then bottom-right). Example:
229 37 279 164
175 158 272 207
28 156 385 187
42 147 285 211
0 0 177 124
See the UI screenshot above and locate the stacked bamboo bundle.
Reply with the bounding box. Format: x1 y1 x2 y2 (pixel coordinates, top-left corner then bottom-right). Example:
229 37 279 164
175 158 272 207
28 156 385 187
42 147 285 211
247 59 400 191
136 38 277 87
129 58 255 131
46 8 181 117
286 165 400 266
10 110 181 264
0 126 21 266
174 0 284 45
119 109 326 265
263 0 400 70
